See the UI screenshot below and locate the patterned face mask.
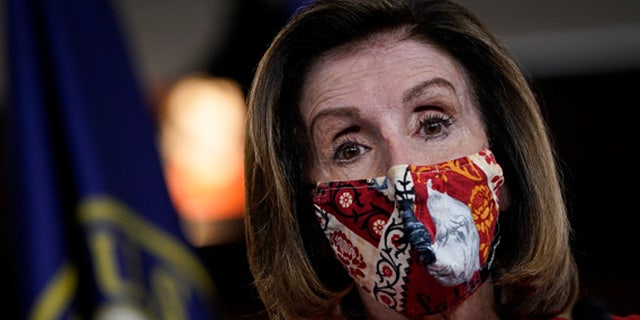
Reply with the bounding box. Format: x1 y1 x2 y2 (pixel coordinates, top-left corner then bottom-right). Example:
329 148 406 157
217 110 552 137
312 149 504 318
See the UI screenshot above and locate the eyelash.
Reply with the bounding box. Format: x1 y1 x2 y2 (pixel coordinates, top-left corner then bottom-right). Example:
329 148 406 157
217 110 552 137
331 136 366 164
418 113 453 138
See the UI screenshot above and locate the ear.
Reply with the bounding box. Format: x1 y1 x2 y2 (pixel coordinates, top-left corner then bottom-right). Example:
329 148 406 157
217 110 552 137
498 182 511 212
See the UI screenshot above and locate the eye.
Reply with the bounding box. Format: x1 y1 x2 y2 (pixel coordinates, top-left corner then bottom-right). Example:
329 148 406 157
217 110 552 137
423 121 442 135
332 138 369 163
419 114 453 139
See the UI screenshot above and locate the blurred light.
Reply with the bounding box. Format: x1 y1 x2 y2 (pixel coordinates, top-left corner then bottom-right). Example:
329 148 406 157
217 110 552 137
159 74 246 246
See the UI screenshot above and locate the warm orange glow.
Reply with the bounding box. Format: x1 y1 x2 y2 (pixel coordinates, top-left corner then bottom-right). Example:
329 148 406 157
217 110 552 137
159 74 246 224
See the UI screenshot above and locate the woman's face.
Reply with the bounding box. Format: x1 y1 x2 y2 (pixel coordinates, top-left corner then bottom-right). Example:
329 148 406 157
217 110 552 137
301 33 489 183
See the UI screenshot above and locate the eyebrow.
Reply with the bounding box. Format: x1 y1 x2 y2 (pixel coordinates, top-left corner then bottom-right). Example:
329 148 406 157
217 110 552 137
309 106 360 139
402 77 457 104
309 77 457 137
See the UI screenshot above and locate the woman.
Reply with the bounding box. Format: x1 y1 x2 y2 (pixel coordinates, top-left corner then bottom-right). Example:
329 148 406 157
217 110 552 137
244 0 579 319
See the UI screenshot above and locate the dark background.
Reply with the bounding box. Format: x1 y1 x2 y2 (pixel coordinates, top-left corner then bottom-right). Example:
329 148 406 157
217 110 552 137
537 70 640 316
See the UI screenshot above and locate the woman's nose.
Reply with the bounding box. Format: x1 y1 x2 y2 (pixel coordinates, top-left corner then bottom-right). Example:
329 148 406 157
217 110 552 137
383 136 418 167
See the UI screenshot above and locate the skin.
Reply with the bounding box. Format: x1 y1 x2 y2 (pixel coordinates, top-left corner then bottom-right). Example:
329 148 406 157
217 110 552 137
300 32 499 320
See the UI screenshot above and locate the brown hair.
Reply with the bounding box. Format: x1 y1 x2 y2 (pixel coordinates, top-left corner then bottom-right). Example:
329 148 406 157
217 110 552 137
245 0 579 318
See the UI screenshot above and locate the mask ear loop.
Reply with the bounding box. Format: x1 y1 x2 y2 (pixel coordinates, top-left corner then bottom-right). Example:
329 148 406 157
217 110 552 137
481 216 500 279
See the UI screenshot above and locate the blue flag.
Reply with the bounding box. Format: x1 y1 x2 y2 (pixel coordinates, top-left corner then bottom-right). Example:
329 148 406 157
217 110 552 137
8 0 219 319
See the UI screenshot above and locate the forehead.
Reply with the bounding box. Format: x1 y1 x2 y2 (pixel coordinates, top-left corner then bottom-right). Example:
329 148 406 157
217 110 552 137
300 32 472 117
